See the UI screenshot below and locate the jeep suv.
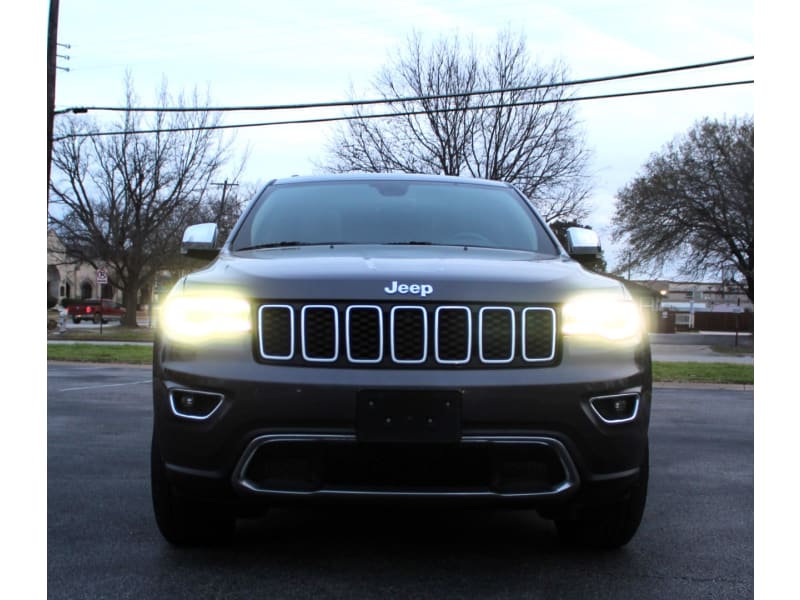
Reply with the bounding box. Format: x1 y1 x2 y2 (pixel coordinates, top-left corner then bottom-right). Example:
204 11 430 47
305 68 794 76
151 174 651 548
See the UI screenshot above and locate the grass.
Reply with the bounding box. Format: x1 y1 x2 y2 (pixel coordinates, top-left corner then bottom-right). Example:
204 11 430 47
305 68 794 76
47 343 153 365
48 326 155 343
47 336 754 384
652 361 753 385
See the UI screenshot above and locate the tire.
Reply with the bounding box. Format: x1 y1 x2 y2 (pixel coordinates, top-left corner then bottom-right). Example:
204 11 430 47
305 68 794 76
150 433 236 546
556 447 649 550
72 316 80 324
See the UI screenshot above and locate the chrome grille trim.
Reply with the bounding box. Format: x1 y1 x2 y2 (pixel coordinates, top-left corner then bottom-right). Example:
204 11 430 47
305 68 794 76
521 307 557 362
301 305 339 362
390 306 428 364
232 433 579 498
345 305 384 364
478 306 515 364
257 304 295 360
434 306 472 364
256 302 557 367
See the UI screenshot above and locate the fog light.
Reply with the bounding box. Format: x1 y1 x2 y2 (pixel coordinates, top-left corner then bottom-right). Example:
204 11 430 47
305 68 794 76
589 393 639 424
169 389 224 420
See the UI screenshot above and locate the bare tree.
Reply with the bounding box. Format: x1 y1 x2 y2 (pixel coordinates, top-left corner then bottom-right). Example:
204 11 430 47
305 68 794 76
48 77 245 326
322 30 592 223
611 116 754 301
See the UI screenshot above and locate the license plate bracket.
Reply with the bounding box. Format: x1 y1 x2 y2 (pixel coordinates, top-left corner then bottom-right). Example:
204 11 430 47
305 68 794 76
356 390 462 443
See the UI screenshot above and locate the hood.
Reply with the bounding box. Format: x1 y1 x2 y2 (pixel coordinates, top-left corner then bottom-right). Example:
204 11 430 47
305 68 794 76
178 245 622 304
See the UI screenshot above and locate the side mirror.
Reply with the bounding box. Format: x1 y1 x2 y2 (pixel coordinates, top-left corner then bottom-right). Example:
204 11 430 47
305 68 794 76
182 223 219 260
565 227 601 258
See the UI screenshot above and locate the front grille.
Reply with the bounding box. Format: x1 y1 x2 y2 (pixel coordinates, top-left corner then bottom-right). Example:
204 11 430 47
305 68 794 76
257 302 557 368
234 435 578 497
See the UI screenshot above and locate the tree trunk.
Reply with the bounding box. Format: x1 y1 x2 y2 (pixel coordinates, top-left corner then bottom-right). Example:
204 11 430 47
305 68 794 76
122 290 140 328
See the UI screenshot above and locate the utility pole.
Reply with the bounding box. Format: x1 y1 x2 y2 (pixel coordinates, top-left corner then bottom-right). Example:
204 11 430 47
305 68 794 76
211 179 239 223
47 0 60 197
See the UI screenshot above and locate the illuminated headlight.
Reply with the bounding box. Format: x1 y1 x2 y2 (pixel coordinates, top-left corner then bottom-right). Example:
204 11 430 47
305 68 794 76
562 294 642 341
161 293 251 342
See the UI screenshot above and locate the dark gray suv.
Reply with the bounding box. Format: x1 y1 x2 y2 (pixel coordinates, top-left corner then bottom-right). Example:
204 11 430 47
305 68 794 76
151 174 651 548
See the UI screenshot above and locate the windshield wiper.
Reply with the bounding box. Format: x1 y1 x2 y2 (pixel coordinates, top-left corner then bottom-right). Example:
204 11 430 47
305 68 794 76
236 241 314 251
239 241 437 251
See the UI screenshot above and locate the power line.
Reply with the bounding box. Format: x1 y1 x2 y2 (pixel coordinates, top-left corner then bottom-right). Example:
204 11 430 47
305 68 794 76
52 79 754 142
54 55 753 116
57 42 71 72
47 0 61 195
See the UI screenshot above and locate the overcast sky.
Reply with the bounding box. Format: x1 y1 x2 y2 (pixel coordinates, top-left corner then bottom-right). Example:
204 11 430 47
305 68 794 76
51 0 754 273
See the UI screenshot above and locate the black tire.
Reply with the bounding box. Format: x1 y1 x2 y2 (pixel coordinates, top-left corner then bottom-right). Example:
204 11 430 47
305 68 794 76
150 433 236 546
556 448 649 550
72 316 80 324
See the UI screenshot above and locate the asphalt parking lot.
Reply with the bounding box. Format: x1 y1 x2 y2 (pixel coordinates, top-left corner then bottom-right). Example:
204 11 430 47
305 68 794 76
47 362 753 600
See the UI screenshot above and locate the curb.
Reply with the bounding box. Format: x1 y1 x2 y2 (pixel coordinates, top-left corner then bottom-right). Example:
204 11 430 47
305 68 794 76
654 382 753 391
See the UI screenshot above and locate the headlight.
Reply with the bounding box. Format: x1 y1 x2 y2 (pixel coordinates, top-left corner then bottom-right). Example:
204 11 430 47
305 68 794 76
161 293 251 342
562 294 642 342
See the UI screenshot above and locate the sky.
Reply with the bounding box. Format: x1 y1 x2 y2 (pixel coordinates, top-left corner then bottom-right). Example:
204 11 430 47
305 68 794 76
49 0 754 274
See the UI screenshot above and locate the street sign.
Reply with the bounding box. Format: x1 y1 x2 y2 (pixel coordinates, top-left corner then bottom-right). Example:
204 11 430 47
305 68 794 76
96 268 108 284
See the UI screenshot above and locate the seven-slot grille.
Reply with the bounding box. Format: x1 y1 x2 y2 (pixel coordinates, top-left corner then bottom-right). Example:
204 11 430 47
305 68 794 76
257 303 557 368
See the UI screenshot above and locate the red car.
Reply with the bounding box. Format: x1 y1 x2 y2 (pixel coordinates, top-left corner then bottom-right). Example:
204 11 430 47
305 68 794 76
67 299 126 324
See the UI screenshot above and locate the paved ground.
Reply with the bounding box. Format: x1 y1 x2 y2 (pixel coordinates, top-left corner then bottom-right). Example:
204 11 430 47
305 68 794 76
46 363 754 600
650 332 753 364
650 344 753 364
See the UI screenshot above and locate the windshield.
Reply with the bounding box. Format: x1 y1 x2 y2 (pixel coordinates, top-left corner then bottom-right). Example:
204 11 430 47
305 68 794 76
231 179 560 255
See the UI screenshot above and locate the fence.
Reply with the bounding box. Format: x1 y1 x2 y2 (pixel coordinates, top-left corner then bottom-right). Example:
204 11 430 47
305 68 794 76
693 311 753 333
653 310 753 334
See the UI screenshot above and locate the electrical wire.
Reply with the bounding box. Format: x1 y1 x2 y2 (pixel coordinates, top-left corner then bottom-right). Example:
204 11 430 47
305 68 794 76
52 79 754 141
53 55 753 116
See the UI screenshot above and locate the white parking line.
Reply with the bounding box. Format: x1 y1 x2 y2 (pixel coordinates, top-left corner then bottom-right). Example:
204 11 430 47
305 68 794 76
59 379 152 392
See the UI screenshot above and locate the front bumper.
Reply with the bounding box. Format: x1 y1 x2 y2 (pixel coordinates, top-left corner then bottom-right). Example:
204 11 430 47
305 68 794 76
153 334 651 510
